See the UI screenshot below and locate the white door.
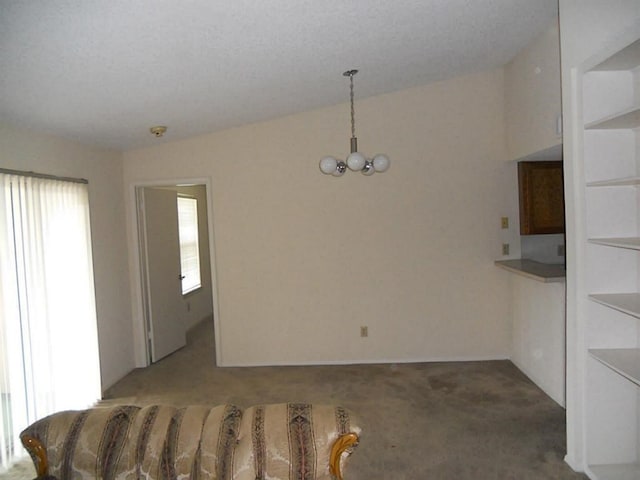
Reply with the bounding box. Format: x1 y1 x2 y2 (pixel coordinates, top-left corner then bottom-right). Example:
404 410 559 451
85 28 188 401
139 187 186 362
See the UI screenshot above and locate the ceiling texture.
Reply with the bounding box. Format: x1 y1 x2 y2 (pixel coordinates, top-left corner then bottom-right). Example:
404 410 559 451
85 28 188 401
0 0 558 151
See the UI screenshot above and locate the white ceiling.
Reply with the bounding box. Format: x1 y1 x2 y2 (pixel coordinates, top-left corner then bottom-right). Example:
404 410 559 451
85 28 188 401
0 0 558 151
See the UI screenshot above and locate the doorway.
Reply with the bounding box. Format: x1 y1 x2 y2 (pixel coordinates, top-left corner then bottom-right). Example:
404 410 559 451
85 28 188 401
133 180 218 366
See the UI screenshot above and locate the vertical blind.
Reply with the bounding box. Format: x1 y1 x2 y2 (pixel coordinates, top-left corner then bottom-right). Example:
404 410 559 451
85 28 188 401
0 173 101 469
177 196 201 295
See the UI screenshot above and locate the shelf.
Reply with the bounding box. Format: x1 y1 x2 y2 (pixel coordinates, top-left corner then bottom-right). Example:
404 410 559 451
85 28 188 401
587 176 640 187
585 105 640 130
494 259 565 283
591 38 640 71
588 237 640 250
590 349 640 387
579 28 640 479
589 293 640 319
589 463 640 480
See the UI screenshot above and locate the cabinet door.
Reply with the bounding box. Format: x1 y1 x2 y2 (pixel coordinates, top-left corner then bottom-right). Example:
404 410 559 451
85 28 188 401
518 161 565 235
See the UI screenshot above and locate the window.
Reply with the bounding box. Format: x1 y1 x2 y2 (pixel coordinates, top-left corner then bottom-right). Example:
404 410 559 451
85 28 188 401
0 172 101 469
177 196 201 295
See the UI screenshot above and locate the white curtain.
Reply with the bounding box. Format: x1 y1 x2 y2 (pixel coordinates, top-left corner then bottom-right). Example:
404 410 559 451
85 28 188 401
0 173 101 469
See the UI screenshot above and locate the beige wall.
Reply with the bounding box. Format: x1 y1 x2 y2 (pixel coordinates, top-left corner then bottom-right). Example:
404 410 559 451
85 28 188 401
505 23 562 161
0 123 132 390
124 68 515 366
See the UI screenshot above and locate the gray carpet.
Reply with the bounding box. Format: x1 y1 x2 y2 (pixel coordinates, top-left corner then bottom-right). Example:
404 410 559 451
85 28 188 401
103 319 587 479
6 318 588 479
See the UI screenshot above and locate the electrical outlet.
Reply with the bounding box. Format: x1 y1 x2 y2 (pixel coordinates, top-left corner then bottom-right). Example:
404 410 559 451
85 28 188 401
360 326 368 337
501 217 509 229
502 243 510 255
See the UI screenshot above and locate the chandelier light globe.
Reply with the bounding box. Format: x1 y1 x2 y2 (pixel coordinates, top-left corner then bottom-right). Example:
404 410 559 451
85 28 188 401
319 156 338 174
373 154 390 173
347 151 366 171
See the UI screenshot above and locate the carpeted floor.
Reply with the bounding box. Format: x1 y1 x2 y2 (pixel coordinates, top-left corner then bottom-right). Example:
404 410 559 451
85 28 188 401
4 318 588 479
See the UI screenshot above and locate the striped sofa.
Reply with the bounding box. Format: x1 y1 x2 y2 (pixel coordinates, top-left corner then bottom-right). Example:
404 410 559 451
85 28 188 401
19 403 360 480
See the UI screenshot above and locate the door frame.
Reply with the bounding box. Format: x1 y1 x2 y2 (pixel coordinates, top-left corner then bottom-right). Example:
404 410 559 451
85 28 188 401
127 176 221 367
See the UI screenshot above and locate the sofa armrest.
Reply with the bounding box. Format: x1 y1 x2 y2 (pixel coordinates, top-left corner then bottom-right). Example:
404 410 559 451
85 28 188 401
20 434 50 479
329 432 359 480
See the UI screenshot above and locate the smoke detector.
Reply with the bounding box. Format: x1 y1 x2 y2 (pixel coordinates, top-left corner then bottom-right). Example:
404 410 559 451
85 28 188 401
150 126 167 137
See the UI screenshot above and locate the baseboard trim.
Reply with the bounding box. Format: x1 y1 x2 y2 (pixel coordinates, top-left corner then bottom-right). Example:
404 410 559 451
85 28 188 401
217 355 510 368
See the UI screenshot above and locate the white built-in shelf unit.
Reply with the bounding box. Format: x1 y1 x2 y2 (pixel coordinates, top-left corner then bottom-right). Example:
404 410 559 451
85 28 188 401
581 36 640 480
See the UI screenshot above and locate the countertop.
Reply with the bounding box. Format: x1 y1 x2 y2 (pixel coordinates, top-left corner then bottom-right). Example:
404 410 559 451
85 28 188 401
494 259 566 283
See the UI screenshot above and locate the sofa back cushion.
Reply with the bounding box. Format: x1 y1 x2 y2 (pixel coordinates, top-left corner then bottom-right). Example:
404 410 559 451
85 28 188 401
232 403 358 480
20 404 243 480
22 405 141 479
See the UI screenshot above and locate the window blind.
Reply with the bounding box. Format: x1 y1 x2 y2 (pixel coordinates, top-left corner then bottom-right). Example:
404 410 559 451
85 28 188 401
177 196 201 295
0 172 101 469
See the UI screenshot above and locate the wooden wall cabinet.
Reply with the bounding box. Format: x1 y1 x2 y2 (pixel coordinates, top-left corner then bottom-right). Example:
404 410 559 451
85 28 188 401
518 161 565 235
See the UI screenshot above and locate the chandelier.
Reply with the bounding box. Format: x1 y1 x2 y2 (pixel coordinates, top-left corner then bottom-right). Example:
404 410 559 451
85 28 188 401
319 70 390 177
